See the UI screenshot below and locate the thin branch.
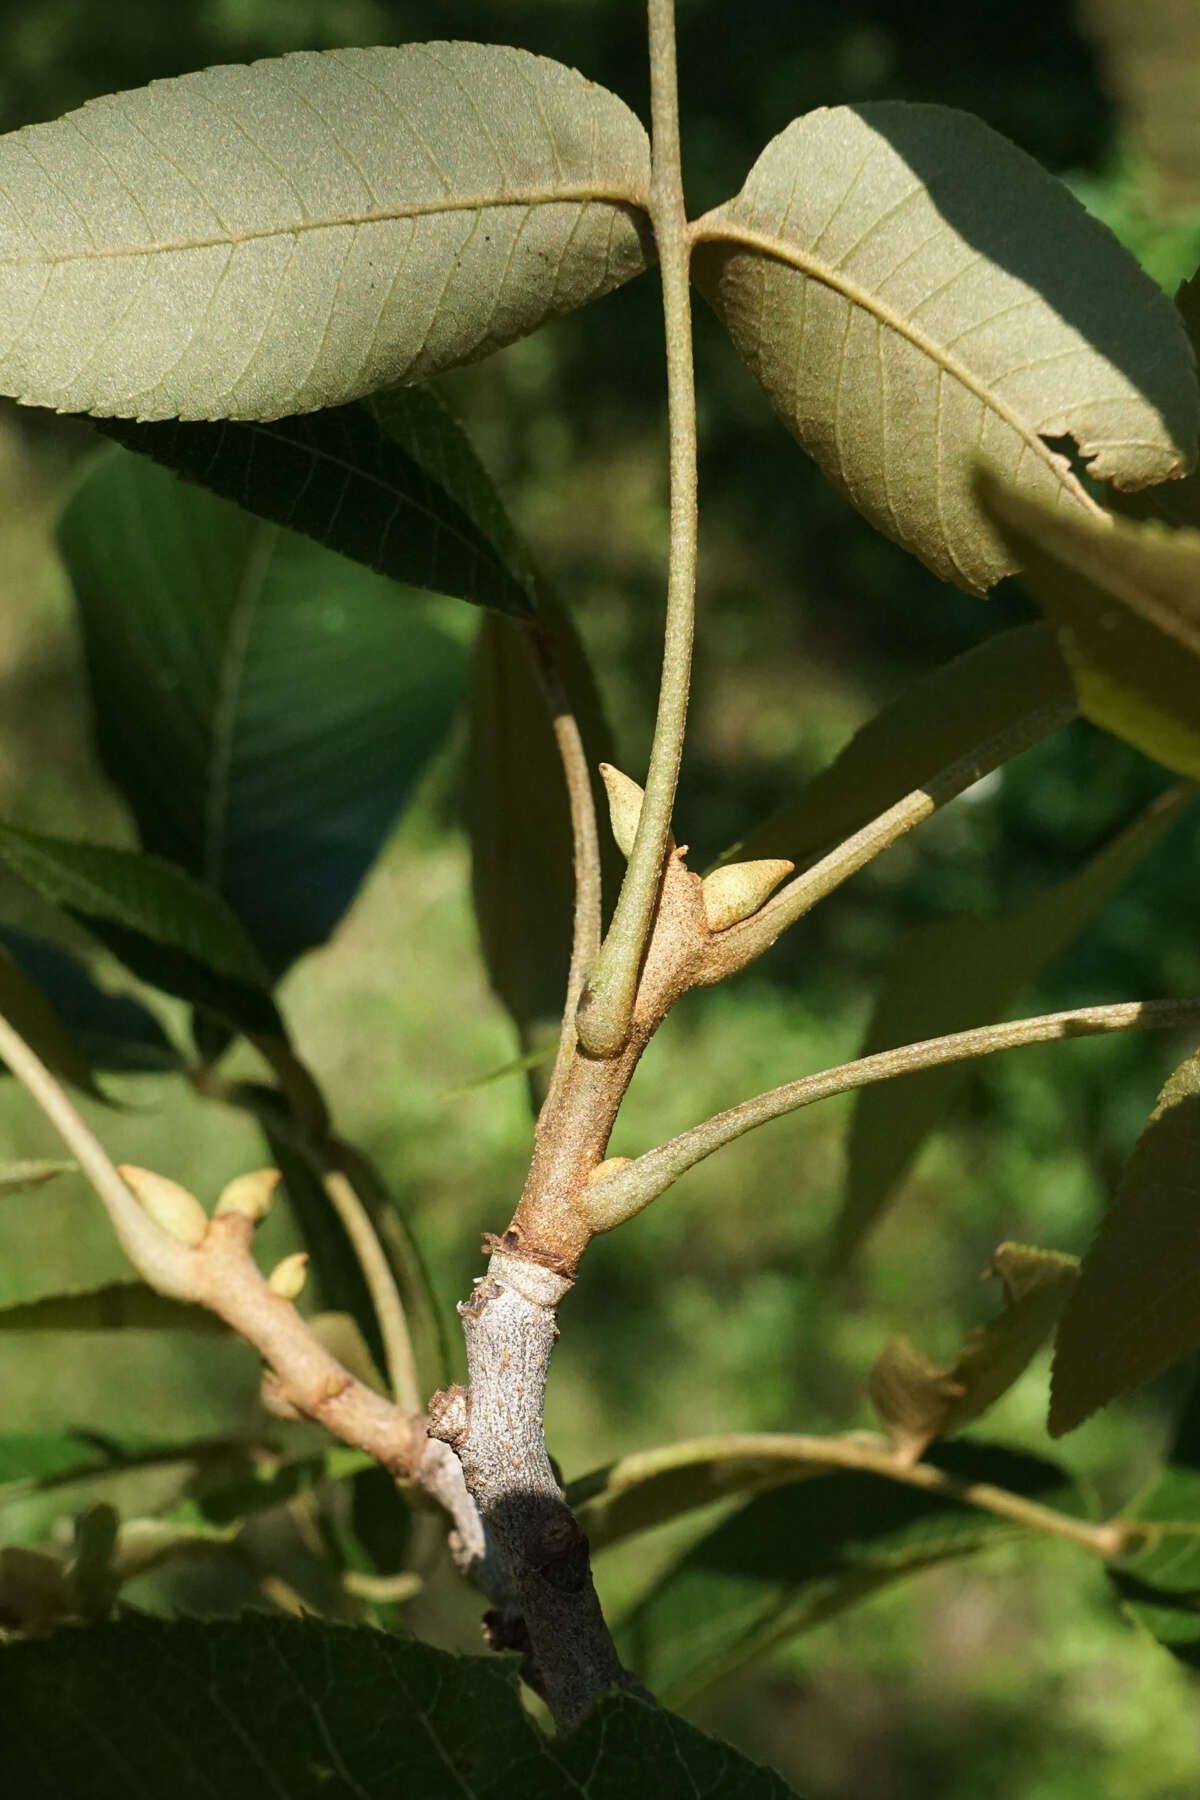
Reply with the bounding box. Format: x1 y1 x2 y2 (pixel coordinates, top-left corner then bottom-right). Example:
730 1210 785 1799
0 1002 491 1586
0 1009 196 1300
570 1430 1136 1559
320 1167 422 1415
576 0 698 1059
702 696 1075 982
582 996 1200 1231
524 625 604 1111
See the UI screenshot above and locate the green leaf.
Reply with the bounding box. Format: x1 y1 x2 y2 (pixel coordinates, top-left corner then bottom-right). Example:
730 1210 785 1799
694 103 1196 592
0 821 280 1036
835 786 1189 1267
1106 1375 1200 1668
60 449 469 977
468 610 618 1103
0 1162 75 1199
0 941 106 1101
0 1431 117 1489
0 1615 799 1798
870 1243 1079 1459
1080 1 1200 213
983 476 1200 783
1051 1051 1200 1434
615 1441 1078 1707
101 384 536 617
724 623 1073 870
0 927 178 1075
0 46 652 421
0 1283 221 1335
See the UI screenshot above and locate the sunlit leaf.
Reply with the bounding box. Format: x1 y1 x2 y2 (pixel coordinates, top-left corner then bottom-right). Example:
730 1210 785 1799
615 1442 1078 1707
984 476 1200 782
0 927 178 1075
1051 1051 1200 1434
870 1243 1079 1459
60 448 469 975
0 45 652 420
1081 1 1200 213
101 385 536 618
0 821 279 1035
694 103 1196 591
725 623 1073 869
836 787 1189 1267
1 1615 798 1798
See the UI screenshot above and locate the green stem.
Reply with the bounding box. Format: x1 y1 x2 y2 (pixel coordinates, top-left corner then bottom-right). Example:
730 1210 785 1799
703 696 1075 983
576 0 698 1059
583 996 1200 1230
569 1430 1135 1560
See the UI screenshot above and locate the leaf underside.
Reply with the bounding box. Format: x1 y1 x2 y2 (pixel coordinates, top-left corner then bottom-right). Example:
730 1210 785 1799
0 44 652 421
1051 1050 1200 1434
984 478 1200 784
695 102 1197 592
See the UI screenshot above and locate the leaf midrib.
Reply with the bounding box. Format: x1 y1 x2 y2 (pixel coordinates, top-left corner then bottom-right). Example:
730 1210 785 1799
691 215 1108 523
1 185 651 270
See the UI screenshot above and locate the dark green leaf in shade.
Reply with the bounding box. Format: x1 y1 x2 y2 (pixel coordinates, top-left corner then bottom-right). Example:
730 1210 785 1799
723 624 1074 870
0 927 178 1074
0 941 106 1101
0 1284 221 1335
468 611 619 1109
59 450 469 977
1051 1052 1200 1434
984 476 1200 783
0 1614 799 1799
834 786 1189 1268
1104 1371 1200 1669
0 1432 119 1489
0 821 279 1036
870 1243 1079 1459
615 1442 1078 1707
101 385 535 617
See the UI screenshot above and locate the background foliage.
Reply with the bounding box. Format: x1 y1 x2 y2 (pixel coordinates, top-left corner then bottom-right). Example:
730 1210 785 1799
1 2 1200 1794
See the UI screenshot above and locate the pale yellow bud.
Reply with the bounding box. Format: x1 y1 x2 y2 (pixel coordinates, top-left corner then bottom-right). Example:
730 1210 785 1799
700 858 794 932
118 1165 208 1247
215 1168 281 1223
267 1251 309 1301
599 764 645 858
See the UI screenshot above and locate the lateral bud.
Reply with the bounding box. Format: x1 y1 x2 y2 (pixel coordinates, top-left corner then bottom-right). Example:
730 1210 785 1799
700 858 794 932
599 763 645 858
118 1164 208 1247
215 1168 281 1223
267 1251 309 1300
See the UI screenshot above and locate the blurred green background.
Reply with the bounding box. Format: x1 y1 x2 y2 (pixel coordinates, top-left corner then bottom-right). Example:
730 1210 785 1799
1 1 1200 1794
